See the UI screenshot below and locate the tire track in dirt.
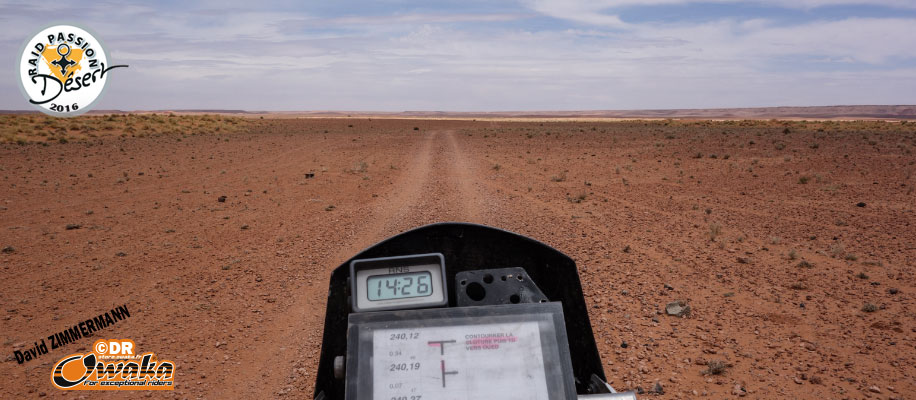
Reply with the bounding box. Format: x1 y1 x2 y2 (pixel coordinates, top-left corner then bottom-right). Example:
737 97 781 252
442 130 485 223
211 132 435 398
349 129 441 249
216 129 492 398
348 128 487 240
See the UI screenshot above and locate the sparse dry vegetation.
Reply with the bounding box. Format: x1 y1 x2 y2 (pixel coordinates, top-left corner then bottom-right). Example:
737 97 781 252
702 360 730 375
0 113 250 143
708 223 722 241
346 161 369 174
567 191 587 203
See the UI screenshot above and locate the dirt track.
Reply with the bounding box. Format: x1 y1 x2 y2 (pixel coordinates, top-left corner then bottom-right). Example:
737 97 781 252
1 118 914 399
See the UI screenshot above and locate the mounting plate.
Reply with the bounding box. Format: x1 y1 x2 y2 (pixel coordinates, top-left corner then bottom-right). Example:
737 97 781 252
455 267 549 307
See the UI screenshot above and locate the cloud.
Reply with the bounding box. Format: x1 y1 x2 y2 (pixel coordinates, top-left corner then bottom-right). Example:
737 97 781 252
0 0 914 110
624 17 916 65
322 12 532 25
524 0 916 27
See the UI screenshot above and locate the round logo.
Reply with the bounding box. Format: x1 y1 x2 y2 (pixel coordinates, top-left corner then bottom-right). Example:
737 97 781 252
18 25 127 116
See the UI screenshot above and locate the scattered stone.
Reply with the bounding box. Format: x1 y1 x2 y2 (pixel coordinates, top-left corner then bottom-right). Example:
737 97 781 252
65 223 82 230
304 173 315 179
732 383 747 397
868 386 881 393
652 382 664 394
665 300 690 317
888 288 899 295
856 202 866 207
1 246 14 254
217 195 227 203
663 283 674 291
325 205 336 211
736 257 749 264
620 341 628 349
794 377 803 384
116 252 127 257
240 224 249 230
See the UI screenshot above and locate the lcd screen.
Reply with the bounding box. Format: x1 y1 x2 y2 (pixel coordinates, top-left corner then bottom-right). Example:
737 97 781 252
367 271 433 301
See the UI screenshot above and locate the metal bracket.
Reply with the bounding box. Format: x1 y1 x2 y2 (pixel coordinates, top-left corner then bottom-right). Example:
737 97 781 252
455 267 548 306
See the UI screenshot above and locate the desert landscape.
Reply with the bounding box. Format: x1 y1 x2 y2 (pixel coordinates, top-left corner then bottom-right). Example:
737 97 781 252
1 115 914 399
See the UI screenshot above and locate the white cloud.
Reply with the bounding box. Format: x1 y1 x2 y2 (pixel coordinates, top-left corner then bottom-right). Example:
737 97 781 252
525 0 916 27
1 1 914 110
625 17 916 65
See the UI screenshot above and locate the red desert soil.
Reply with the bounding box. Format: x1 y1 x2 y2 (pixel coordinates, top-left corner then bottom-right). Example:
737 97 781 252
1 118 914 399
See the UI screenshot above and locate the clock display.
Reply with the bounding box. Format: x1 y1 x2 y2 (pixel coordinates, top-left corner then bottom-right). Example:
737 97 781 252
368 271 433 301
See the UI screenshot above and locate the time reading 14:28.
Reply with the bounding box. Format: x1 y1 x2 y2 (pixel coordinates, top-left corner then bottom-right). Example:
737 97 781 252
368 271 432 301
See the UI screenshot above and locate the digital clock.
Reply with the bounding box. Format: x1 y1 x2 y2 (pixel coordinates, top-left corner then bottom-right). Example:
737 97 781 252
367 271 433 301
350 253 447 312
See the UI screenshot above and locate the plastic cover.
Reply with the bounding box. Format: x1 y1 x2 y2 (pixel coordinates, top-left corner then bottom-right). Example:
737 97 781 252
345 303 577 400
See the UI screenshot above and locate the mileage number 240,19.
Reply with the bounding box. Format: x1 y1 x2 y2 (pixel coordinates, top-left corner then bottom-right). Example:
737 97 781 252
389 362 421 372
388 362 422 400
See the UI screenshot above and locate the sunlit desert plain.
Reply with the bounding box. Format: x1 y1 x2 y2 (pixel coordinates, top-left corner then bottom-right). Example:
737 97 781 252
1 115 914 398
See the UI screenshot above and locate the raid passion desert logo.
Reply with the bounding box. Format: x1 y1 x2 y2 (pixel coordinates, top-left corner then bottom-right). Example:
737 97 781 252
18 24 127 116
51 339 175 390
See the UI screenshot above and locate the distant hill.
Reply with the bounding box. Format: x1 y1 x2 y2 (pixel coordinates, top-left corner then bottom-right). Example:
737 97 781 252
289 105 916 119
2 105 914 119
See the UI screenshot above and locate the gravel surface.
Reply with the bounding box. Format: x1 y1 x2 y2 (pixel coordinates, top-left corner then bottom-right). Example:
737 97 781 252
1 118 913 398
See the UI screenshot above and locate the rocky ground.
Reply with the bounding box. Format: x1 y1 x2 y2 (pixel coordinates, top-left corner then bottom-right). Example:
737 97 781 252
1 118 914 398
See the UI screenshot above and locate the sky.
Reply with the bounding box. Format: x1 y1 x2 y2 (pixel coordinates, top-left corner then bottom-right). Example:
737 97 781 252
1 0 915 111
